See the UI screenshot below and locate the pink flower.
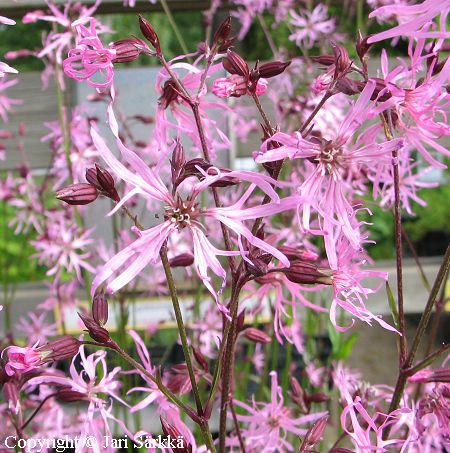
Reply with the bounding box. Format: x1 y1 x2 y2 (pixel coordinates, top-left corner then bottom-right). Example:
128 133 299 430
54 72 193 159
368 0 450 44
212 75 268 98
289 4 335 49
63 19 115 89
0 77 22 122
90 105 296 312
233 371 328 452
17 312 58 345
3 344 43 376
0 16 15 26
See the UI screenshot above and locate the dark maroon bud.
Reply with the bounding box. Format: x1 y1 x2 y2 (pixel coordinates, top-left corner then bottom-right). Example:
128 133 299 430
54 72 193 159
111 37 152 63
159 80 180 109
277 246 319 263
290 377 309 413
333 43 352 74
56 387 88 403
256 60 291 79
218 37 236 53
78 312 111 343
310 54 336 66
306 392 330 403
236 309 246 334
85 165 119 202
169 253 194 267
56 183 98 206
281 261 333 285
300 415 328 452
38 336 81 362
245 256 269 277
223 50 249 77
213 16 232 46
356 32 372 62
193 348 209 372
243 327 271 344
138 16 161 54
3 382 19 411
160 417 192 452
335 77 360 96
92 293 108 327
171 139 185 186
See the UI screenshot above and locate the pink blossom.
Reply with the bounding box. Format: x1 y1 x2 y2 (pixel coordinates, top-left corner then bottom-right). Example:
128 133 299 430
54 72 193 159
289 4 335 49
212 75 268 98
368 0 450 44
63 19 116 89
90 104 296 311
17 312 58 344
233 371 328 452
0 77 22 123
3 344 43 376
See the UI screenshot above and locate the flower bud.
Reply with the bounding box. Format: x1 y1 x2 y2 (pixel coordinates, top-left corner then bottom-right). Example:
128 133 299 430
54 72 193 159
86 164 120 202
223 50 249 77
356 32 372 62
138 15 161 54
310 54 336 66
3 382 19 414
213 16 232 46
254 60 291 79
408 368 450 383
78 312 111 343
333 43 352 75
92 293 108 327
306 392 330 403
299 415 328 452
236 309 246 334
243 328 271 344
159 80 180 109
56 387 88 403
169 253 194 267
171 139 185 187
38 336 81 362
193 347 209 372
55 183 98 206
160 417 192 452
111 37 151 63
281 262 333 285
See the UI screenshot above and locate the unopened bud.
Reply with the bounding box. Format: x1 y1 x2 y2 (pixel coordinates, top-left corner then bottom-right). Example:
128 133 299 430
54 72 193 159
408 368 450 383
38 336 81 362
160 417 192 452
111 37 151 63
236 309 246 334
223 50 249 77
78 312 111 343
277 246 319 263
159 80 180 109
333 43 352 74
254 60 291 79
281 262 333 285
306 392 329 403
169 253 194 267
213 16 232 46
300 415 328 452
92 293 108 327
193 348 209 372
85 165 119 202
3 382 19 414
243 328 271 344
356 32 372 62
56 387 88 403
139 16 161 54
171 139 185 187
55 183 98 206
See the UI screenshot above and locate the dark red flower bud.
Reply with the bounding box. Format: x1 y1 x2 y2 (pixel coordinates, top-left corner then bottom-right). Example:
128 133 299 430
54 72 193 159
85 164 119 202
218 37 236 53
243 327 271 344
160 418 192 452
193 347 209 372
277 246 319 263
236 309 246 334
300 416 328 452
171 139 186 187
111 37 151 63
213 16 232 46
306 392 330 403
92 293 108 327
290 377 309 413
281 261 333 285
138 15 161 54
56 387 88 403
38 336 81 362
245 256 269 278
333 43 352 74
55 183 98 206
255 60 291 79
78 312 111 343
223 50 249 77
159 80 180 109
356 32 372 62
169 253 194 267
310 54 336 66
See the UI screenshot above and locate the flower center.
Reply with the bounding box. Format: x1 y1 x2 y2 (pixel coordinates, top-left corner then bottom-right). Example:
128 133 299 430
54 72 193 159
316 140 344 177
165 198 199 229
